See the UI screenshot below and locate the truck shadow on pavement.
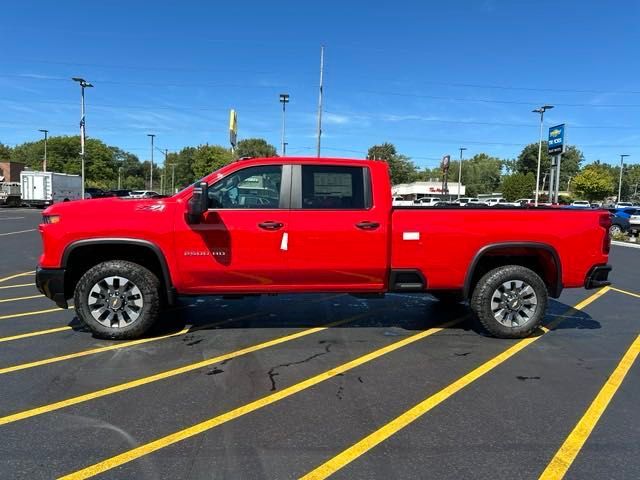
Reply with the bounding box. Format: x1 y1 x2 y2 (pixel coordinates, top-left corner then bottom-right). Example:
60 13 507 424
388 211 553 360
67 295 601 340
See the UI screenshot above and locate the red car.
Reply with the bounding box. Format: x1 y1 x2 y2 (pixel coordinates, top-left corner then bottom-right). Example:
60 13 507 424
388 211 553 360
36 157 611 340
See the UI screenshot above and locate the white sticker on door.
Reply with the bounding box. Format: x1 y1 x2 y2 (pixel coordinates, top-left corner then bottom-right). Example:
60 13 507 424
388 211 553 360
403 232 420 240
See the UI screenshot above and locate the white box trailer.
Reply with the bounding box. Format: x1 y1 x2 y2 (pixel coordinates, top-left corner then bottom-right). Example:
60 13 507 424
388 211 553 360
20 171 82 207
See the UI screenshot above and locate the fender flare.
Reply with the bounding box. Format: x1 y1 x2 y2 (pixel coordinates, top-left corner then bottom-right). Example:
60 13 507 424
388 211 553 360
62 238 176 304
463 242 563 299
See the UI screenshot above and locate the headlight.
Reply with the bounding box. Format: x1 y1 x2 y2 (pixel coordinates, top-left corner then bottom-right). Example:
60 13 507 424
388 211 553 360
42 215 61 224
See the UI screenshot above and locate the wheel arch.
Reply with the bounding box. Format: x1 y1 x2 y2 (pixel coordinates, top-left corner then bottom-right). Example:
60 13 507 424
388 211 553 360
463 242 562 299
62 238 176 305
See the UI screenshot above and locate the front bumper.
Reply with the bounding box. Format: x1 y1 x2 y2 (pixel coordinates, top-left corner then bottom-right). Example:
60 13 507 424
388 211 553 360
35 266 68 308
584 264 612 290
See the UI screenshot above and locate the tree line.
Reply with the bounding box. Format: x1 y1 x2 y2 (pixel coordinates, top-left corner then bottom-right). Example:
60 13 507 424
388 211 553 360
1 135 638 201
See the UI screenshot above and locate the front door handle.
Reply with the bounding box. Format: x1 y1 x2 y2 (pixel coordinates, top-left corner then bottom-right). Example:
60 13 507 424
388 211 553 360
355 221 380 230
258 221 284 230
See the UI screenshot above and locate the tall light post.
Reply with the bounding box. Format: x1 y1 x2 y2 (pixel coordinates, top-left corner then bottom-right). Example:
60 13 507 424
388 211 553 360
279 93 289 156
618 154 630 202
457 147 467 200
532 105 553 206
166 163 176 194
147 134 155 190
118 166 123 190
72 77 93 199
38 129 48 172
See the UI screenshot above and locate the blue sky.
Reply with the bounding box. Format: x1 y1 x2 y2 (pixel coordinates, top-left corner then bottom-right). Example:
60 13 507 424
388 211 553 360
2 0 639 170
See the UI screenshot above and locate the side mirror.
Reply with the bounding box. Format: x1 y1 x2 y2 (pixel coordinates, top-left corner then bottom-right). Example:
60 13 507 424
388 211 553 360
187 181 208 224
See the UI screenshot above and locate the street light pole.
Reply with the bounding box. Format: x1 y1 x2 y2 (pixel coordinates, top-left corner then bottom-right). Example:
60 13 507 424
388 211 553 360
457 147 467 200
618 154 630 203
279 93 289 156
532 104 554 206
147 134 155 190
118 166 123 190
166 163 176 194
38 129 48 172
72 78 93 200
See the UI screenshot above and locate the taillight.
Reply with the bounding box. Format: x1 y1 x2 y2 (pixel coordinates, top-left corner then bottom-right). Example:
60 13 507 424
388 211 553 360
42 215 61 224
600 213 611 254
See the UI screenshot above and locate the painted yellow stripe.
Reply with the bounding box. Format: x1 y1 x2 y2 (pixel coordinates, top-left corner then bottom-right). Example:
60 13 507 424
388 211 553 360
0 310 375 428
58 318 462 480
0 294 44 303
0 271 35 283
538 334 640 480
0 283 36 290
0 326 73 343
300 288 609 480
0 306 74 321
0 327 190 375
609 286 640 299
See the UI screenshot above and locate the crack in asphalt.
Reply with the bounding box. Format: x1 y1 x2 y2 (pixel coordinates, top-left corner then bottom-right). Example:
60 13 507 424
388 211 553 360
267 342 334 391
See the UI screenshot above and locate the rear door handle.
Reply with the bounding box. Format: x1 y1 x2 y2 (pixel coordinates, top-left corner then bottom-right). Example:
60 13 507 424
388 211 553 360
258 221 284 230
355 221 380 230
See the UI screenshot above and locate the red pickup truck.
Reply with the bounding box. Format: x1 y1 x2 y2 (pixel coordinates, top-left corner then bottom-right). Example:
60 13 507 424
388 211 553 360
36 157 611 340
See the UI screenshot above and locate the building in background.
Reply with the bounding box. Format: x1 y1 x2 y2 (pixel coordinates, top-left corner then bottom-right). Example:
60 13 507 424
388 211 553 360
392 181 465 201
0 162 25 182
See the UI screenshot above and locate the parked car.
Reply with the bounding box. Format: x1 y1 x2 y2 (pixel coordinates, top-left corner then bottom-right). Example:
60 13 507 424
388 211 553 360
451 197 486 206
129 190 160 198
392 196 413 207
590 202 603 208
486 198 514 207
609 208 639 219
571 200 591 208
413 197 440 207
609 215 630 236
85 188 113 199
107 189 133 197
615 202 634 208
37 156 611 341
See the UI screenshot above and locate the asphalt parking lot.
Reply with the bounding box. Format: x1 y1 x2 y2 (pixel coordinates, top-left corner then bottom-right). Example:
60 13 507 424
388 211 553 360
0 207 638 480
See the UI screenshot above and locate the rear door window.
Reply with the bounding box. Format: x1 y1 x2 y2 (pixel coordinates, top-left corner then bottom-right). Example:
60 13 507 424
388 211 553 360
300 165 370 209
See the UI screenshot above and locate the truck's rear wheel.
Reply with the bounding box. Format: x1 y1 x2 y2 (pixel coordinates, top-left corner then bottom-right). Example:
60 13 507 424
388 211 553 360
74 260 161 340
470 265 547 338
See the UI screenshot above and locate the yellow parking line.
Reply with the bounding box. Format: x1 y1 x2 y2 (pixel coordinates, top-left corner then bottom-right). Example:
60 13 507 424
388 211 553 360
0 309 383 428
0 271 35 283
0 294 45 303
57 317 462 480
0 283 36 290
0 326 73 343
299 288 609 480
0 306 74 321
538 334 640 480
609 286 640 299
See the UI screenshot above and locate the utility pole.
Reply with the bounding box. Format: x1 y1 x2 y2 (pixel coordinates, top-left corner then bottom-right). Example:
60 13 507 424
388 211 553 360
457 147 467 200
147 134 155 190
532 105 554 206
166 163 176 194
72 77 93 199
316 45 324 157
279 93 289 156
38 129 48 172
618 154 630 202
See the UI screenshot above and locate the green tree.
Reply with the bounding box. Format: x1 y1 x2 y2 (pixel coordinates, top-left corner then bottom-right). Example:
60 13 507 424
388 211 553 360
0 142 11 162
448 153 503 197
366 142 418 184
235 138 277 159
191 145 233 179
517 142 583 191
501 173 536 202
573 166 615 202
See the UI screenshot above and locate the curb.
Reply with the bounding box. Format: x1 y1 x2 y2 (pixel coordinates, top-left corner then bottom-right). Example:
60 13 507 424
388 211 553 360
612 240 640 250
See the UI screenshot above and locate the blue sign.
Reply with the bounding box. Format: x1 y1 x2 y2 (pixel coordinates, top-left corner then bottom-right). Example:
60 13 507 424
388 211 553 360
548 124 565 155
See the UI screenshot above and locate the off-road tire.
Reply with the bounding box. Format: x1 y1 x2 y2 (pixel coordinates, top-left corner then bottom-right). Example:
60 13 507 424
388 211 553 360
74 260 161 340
470 265 547 338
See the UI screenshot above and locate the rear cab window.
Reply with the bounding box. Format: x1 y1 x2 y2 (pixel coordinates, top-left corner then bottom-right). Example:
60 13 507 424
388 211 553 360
298 165 372 210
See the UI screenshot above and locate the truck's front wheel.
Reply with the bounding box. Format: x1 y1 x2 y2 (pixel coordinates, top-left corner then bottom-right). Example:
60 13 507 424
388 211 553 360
74 260 161 340
470 265 547 338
